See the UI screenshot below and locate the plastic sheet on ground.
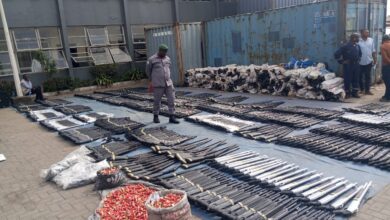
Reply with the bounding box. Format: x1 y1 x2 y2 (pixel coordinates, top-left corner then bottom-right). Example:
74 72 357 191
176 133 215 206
29 109 65 121
73 112 114 123
66 92 390 211
15 103 47 113
40 116 86 131
59 126 112 144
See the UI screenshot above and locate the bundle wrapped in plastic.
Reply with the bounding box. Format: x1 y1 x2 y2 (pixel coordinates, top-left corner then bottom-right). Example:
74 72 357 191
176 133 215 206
185 63 345 101
321 77 346 101
53 160 109 190
40 146 94 181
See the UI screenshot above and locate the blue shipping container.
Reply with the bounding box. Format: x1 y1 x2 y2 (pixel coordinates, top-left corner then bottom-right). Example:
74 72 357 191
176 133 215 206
205 0 386 80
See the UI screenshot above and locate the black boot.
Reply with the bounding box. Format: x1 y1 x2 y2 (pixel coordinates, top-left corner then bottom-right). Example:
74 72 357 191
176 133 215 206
352 91 360 98
169 116 180 124
153 115 160 123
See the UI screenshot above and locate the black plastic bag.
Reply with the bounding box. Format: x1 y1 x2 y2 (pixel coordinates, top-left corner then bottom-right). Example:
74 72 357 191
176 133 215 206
94 168 126 190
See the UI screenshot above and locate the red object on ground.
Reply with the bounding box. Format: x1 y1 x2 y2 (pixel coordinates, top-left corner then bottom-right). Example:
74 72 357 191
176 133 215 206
98 167 119 175
148 83 154 93
97 184 156 220
152 193 183 208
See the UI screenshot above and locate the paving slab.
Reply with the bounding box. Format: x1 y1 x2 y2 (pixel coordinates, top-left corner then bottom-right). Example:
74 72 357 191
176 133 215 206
352 184 390 220
0 108 99 220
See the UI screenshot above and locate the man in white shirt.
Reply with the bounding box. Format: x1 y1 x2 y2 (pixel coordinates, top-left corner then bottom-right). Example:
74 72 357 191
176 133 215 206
358 29 377 95
20 74 44 101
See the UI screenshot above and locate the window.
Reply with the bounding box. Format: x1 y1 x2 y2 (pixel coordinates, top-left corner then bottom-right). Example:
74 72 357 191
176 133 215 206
17 51 39 73
70 47 93 65
0 30 7 52
13 28 39 51
87 28 108 46
0 30 11 76
109 46 132 63
0 53 12 75
68 27 88 47
68 25 132 66
11 27 69 74
43 50 68 69
39 27 62 49
132 25 146 61
90 47 113 65
107 26 125 45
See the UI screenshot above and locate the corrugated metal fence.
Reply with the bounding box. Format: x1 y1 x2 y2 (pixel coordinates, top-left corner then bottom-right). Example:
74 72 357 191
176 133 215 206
145 23 203 85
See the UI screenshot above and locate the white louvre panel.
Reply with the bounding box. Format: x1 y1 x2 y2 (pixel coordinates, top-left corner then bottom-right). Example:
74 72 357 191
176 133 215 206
43 50 69 69
71 56 94 63
38 28 62 49
90 47 113 65
68 27 88 48
13 28 40 51
87 28 108 46
107 26 125 45
71 49 93 63
109 47 132 63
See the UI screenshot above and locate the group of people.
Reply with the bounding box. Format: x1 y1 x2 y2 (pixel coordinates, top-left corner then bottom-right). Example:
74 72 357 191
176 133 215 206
335 29 390 101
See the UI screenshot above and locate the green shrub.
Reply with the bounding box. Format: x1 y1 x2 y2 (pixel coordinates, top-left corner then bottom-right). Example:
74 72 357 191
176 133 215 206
43 78 68 92
115 69 146 82
69 78 95 90
90 64 117 86
90 64 117 78
96 74 113 87
43 77 95 92
0 80 15 96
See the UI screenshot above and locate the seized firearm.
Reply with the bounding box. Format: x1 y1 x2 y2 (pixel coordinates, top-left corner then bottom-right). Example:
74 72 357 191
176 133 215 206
277 133 390 171
235 124 294 142
246 110 323 128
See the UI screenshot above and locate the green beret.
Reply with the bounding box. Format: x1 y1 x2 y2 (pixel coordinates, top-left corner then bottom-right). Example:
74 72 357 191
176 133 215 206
159 44 168 50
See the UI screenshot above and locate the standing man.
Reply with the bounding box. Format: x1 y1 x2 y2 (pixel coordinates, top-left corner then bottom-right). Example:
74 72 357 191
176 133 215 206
358 29 377 95
146 44 179 124
335 33 362 98
380 35 390 102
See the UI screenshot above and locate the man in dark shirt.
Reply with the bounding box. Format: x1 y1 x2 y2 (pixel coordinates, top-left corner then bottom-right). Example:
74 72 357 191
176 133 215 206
335 33 362 98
